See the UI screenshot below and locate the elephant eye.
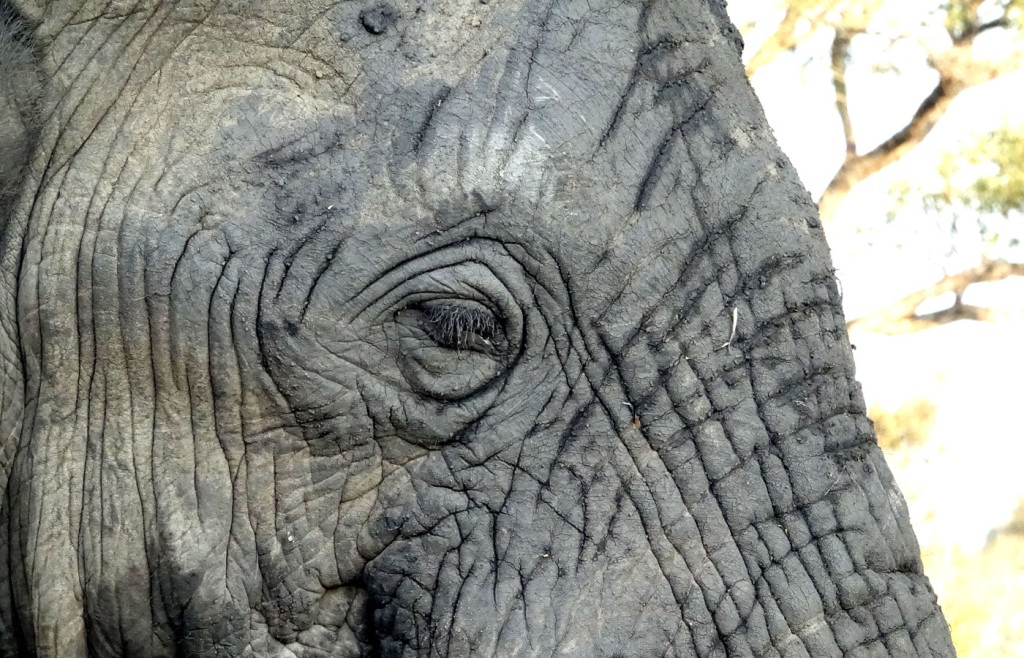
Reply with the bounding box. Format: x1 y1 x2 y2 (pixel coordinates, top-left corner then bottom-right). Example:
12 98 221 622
417 300 507 355
390 297 514 400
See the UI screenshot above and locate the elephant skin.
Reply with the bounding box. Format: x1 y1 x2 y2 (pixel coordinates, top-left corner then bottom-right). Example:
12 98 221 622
0 0 956 656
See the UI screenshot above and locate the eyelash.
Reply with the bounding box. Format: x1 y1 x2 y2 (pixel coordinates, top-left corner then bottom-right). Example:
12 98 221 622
419 303 501 350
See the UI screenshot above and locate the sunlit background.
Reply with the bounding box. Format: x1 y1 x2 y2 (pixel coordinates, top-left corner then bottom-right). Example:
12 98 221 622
725 1 1024 655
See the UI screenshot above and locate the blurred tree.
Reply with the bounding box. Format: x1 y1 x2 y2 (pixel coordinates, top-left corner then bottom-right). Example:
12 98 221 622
730 0 1024 332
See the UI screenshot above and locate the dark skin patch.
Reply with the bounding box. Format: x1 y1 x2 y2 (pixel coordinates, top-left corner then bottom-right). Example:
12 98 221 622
360 4 397 35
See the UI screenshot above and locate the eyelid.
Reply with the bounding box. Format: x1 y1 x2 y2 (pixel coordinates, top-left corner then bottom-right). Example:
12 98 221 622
341 258 525 357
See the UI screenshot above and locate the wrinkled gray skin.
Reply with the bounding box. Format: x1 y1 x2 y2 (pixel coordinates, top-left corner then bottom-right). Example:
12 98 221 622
0 0 956 656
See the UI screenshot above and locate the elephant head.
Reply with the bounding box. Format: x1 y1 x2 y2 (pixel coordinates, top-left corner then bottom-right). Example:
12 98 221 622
0 0 955 655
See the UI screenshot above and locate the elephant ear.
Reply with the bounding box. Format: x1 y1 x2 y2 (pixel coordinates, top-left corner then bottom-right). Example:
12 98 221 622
706 0 744 56
0 1 42 228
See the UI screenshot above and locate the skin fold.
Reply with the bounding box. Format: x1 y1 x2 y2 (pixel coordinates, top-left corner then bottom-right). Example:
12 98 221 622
0 0 956 656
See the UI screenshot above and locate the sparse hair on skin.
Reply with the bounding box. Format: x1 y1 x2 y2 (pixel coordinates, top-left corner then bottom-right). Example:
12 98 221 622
0 1 42 219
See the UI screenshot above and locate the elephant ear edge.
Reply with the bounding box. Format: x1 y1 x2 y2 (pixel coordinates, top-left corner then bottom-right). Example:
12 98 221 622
707 0 744 57
0 0 42 232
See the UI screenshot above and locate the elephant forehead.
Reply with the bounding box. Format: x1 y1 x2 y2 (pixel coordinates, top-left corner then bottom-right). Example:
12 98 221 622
30 0 798 332
38 0 748 229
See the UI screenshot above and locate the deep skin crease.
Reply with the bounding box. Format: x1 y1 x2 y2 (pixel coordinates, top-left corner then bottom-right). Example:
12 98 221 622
0 0 955 656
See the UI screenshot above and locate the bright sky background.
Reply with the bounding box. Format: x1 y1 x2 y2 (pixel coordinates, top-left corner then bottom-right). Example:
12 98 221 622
728 0 1024 320
726 0 1024 557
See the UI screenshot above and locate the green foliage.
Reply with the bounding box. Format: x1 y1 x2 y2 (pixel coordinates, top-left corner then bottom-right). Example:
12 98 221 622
944 0 1024 40
944 0 982 40
930 2 1024 223
892 128 1022 252
960 127 1024 215
887 126 1024 253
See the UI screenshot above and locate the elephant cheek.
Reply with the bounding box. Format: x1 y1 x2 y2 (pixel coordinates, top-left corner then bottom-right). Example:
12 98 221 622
365 505 691 656
358 403 702 656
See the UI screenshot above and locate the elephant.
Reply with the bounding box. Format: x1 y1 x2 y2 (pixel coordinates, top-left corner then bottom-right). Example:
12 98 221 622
0 0 956 655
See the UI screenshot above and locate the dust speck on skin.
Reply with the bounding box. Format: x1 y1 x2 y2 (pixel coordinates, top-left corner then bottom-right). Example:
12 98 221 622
730 126 752 148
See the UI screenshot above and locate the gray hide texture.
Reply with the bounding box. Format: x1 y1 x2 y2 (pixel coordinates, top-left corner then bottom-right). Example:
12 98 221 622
0 0 956 656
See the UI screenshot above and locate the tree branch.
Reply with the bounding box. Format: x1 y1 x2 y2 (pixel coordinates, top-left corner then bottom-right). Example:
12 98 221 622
973 17 1011 37
818 78 955 221
817 16 1022 222
847 260 1024 334
831 28 856 156
739 3 1021 222
744 6 803 77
